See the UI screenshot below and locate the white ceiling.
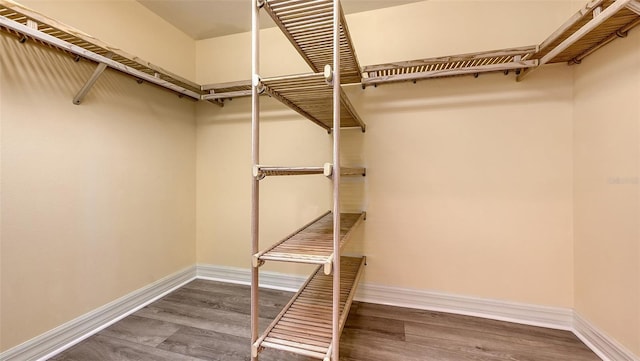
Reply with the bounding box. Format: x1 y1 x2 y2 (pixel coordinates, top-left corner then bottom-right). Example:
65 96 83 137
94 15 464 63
137 0 424 40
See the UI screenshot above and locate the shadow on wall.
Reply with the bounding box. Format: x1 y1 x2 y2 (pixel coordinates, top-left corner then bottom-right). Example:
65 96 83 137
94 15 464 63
197 94 315 126
344 64 572 115
1 34 194 111
195 65 573 127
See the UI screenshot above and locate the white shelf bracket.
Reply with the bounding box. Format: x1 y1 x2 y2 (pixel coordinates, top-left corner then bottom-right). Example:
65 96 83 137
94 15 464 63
26 19 37 29
252 74 265 93
19 19 37 43
73 52 113 105
324 64 334 85
593 5 603 17
323 163 333 177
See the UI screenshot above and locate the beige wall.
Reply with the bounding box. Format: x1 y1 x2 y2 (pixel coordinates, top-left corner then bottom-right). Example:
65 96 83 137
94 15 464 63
196 97 331 276
196 26 311 84
340 67 574 306
195 1 577 307
573 28 640 356
20 0 196 81
4 0 639 357
348 0 580 65
0 5 196 353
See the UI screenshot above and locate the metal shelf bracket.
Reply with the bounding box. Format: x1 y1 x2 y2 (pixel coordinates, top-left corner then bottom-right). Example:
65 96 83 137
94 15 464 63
73 52 113 105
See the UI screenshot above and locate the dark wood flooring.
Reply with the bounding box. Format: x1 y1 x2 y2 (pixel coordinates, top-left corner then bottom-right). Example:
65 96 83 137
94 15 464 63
49 279 600 361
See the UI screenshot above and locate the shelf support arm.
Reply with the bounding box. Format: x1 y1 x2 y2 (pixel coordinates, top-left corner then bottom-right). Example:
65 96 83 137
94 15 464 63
73 52 113 105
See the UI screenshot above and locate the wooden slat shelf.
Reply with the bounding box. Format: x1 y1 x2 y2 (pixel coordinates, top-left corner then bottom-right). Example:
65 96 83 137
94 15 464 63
253 163 365 178
254 165 325 178
262 72 365 131
253 256 365 360
518 0 640 80
263 0 362 84
201 79 252 100
533 0 640 65
253 211 365 275
362 46 539 86
0 0 204 100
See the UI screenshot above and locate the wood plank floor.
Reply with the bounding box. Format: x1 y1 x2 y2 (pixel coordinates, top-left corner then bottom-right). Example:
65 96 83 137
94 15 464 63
49 280 600 361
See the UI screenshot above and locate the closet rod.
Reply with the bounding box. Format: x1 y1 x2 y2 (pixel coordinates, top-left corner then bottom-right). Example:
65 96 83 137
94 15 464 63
570 16 640 64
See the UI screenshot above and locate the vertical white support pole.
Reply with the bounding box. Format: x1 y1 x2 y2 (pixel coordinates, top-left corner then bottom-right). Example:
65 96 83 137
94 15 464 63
331 0 341 360
251 0 260 360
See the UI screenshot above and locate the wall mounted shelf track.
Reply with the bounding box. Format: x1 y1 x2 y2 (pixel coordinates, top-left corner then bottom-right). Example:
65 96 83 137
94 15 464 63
262 0 362 84
519 0 640 80
362 46 538 86
0 0 204 102
253 211 365 274
253 256 365 360
262 73 365 131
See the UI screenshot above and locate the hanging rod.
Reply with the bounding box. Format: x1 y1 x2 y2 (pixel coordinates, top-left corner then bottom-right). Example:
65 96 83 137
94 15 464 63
570 16 640 64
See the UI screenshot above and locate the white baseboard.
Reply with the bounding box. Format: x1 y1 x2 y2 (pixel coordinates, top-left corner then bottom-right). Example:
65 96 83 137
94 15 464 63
0 266 196 361
356 283 574 331
4 263 638 361
573 312 639 361
196 264 640 361
196 264 572 330
197 263 306 292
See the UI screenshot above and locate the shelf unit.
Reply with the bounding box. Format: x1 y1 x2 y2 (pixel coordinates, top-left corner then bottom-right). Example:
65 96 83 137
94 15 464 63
4 1 640 359
250 1 366 360
253 256 365 360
